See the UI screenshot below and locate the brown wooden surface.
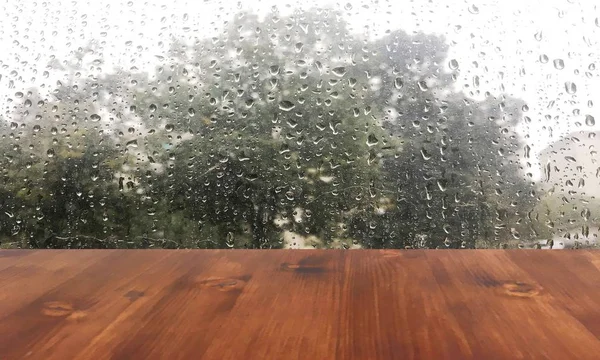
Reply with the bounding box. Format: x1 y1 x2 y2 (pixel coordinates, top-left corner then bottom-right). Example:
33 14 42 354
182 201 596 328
1 250 600 359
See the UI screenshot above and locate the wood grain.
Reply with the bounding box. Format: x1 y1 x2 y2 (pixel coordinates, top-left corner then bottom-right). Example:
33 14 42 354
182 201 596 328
1 250 600 359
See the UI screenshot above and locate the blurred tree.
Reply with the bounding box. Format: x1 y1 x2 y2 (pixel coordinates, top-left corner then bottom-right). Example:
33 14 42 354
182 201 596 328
0 7 536 249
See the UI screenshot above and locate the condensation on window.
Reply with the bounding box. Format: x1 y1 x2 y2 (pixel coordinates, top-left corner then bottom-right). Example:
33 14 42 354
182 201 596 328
0 0 598 249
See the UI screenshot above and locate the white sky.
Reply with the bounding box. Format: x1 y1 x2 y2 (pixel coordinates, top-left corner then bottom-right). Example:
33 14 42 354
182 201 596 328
1 0 599 180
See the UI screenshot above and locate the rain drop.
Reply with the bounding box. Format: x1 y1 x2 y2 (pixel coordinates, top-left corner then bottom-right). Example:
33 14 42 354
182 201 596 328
553 59 565 70
226 232 235 248
394 77 403 90
332 67 347 77
279 100 295 112
437 179 447 192
420 148 431 160
564 156 576 163
544 162 551 181
126 139 139 148
269 65 280 75
585 115 595 126
366 134 379 147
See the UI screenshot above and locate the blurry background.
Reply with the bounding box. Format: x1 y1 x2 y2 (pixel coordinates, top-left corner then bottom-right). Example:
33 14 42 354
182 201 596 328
0 0 598 249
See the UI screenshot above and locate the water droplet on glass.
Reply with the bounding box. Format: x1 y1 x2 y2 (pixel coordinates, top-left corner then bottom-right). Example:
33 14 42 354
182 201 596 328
90 114 101 122
149 104 157 112
165 124 174 132
437 179 447 192
366 134 379 147
553 59 565 70
564 156 576 163
539 54 549 63
47 149 55 158
279 100 295 112
315 61 323 73
448 59 459 70
332 67 347 77
420 148 431 160
534 31 543 41
510 228 520 240
544 162 551 181
269 65 280 75
226 232 235 248
126 139 139 148
394 77 403 90
565 81 577 94
344 3 353 10
417 80 428 91
468 4 479 14
586 115 595 126
444 237 452 247
582 208 591 221
295 42 304 52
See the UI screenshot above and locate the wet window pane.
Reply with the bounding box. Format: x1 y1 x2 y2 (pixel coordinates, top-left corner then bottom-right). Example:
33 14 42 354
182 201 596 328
1 1 599 249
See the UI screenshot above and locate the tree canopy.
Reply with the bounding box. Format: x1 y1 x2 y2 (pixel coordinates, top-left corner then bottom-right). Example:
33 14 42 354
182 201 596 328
0 8 542 249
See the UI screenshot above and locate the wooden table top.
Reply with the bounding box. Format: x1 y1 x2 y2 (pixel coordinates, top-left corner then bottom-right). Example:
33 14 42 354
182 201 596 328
1 250 600 359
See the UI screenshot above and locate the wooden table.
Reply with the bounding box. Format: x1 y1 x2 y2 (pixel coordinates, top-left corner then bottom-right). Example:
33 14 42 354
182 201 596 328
1 250 600 359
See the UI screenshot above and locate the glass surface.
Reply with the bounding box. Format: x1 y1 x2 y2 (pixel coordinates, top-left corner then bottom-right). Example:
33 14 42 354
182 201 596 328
1 0 598 249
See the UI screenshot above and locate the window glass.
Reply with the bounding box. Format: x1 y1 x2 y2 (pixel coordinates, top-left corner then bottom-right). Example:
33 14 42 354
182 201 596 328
1 0 599 249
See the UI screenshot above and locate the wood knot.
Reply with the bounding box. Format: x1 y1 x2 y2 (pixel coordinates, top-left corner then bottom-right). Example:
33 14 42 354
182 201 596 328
41 301 87 320
42 301 73 317
124 290 145 301
501 281 542 298
198 278 245 291
280 262 324 273
381 250 401 258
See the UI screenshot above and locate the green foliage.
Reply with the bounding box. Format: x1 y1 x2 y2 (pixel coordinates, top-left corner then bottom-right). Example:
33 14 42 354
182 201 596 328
0 8 539 248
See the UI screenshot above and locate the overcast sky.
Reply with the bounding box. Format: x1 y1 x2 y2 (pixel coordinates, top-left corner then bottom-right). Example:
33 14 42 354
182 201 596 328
1 0 599 180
